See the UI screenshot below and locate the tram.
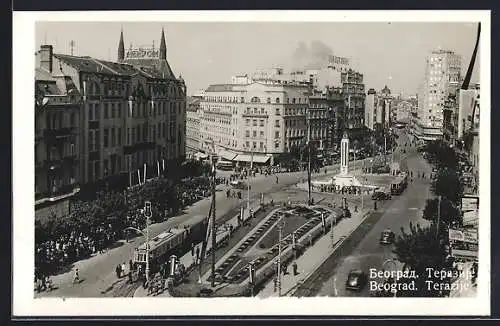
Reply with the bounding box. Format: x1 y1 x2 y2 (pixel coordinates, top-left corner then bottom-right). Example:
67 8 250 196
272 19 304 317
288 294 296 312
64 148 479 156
390 173 408 195
132 217 209 272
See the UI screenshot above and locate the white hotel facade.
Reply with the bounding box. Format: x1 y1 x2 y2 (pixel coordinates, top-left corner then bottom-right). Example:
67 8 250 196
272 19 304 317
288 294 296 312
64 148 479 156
198 78 311 165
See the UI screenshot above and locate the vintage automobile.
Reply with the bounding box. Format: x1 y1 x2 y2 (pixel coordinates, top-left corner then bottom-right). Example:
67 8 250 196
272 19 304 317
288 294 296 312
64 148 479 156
379 229 395 245
345 269 367 291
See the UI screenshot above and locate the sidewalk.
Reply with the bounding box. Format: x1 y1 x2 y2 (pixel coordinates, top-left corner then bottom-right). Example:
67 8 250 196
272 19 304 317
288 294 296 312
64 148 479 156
258 207 371 298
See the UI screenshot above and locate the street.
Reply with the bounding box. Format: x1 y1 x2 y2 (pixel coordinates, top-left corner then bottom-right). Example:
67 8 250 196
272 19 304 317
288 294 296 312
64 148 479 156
316 130 434 297
36 159 367 297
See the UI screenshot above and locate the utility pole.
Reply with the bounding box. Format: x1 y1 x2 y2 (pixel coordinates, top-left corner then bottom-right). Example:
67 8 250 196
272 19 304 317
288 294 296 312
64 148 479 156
277 216 285 296
384 133 387 167
69 40 75 56
307 111 312 205
247 146 254 215
330 215 335 247
144 201 152 284
210 140 217 287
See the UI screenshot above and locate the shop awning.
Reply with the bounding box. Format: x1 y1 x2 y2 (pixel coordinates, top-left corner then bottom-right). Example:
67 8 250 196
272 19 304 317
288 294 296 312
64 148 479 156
235 154 271 164
219 150 238 161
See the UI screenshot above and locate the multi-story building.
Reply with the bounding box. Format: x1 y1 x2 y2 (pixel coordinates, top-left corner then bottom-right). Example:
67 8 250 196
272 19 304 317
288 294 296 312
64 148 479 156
364 86 393 130
341 69 366 137
199 80 310 165
35 28 186 210
309 87 344 151
391 99 413 123
364 88 377 130
35 54 82 220
416 49 462 141
443 84 480 147
185 92 203 155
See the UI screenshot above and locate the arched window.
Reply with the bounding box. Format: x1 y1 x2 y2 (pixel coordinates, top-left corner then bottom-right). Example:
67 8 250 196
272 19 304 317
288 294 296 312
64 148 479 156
276 97 280 104
267 97 271 104
292 98 296 104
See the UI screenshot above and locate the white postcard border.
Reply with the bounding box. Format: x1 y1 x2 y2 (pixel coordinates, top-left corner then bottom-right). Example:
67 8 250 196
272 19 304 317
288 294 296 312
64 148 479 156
12 10 491 316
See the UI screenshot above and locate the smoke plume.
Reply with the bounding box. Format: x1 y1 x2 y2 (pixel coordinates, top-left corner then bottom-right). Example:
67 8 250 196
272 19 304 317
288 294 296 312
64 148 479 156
290 40 334 70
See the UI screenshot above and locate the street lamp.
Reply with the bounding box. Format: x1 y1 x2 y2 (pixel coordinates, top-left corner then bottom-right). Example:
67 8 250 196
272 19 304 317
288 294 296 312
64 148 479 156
381 258 398 297
143 201 152 283
246 144 255 215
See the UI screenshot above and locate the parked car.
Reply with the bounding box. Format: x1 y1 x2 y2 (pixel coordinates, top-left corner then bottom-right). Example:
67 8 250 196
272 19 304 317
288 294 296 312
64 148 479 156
379 229 395 245
345 269 367 291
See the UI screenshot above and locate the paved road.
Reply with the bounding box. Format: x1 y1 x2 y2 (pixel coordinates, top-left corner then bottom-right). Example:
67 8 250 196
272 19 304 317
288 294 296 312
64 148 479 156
316 130 434 297
36 157 373 297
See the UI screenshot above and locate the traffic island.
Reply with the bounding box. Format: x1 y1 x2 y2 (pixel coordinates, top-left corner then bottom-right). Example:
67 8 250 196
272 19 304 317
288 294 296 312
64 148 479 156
170 204 347 297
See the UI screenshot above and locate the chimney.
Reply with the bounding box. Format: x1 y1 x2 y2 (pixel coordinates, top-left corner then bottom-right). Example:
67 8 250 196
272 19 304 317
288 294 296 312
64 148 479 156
40 45 54 73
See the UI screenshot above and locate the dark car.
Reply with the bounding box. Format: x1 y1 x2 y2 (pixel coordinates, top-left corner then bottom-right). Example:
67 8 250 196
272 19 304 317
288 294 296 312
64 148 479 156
345 269 367 291
379 229 395 245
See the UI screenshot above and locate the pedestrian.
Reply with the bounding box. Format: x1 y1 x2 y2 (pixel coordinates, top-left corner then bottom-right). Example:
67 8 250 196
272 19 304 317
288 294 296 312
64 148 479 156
121 262 127 276
191 243 195 256
293 262 298 276
73 268 80 284
129 259 134 272
195 246 200 264
116 264 122 278
276 176 279 184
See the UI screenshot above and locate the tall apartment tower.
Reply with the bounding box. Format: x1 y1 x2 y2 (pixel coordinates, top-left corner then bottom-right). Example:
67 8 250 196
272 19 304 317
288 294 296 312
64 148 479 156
416 49 461 140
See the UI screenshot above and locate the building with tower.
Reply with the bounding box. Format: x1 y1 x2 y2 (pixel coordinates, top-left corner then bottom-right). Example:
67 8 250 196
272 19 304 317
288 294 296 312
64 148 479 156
35 27 186 220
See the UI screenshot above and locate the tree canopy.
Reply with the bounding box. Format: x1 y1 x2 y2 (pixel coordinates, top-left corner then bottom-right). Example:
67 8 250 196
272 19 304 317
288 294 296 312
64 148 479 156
392 223 451 297
431 168 463 203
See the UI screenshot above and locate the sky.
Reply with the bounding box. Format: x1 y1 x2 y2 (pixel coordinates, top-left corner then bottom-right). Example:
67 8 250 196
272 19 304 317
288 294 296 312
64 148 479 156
35 21 480 96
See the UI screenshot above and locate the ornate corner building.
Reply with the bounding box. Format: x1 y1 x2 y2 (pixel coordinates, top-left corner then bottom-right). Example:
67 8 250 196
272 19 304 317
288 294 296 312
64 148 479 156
34 28 186 220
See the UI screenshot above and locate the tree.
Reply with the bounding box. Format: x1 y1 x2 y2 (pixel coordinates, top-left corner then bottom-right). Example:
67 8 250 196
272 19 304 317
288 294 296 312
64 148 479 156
392 223 452 297
424 140 458 170
422 197 462 228
431 168 463 203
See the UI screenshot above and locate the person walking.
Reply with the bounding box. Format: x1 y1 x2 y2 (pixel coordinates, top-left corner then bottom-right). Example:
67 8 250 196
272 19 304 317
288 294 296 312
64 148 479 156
116 264 122 278
293 261 298 276
73 268 80 284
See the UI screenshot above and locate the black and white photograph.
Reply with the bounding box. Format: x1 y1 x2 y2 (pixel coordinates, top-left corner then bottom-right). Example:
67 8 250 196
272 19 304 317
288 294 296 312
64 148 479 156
13 10 490 316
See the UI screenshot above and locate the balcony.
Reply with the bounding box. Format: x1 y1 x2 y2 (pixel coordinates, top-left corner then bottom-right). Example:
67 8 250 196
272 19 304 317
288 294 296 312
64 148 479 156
35 183 80 205
43 127 75 139
242 112 269 118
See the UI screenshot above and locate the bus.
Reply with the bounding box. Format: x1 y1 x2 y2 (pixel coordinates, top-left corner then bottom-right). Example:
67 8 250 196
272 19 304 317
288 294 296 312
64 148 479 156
216 160 234 171
390 173 408 195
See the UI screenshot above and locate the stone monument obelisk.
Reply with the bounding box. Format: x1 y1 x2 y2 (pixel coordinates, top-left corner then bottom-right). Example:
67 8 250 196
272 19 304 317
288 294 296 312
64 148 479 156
340 132 349 175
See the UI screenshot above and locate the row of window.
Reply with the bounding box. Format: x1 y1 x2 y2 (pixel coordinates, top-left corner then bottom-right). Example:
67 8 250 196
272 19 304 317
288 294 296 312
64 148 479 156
88 101 184 121
203 96 307 105
45 111 77 130
245 130 266 138
244 141 277 150
85 80 182 99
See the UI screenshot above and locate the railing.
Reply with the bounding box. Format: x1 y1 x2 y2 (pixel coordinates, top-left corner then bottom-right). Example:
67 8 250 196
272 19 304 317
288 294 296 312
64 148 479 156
43 127 76 138
35 184 80 203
